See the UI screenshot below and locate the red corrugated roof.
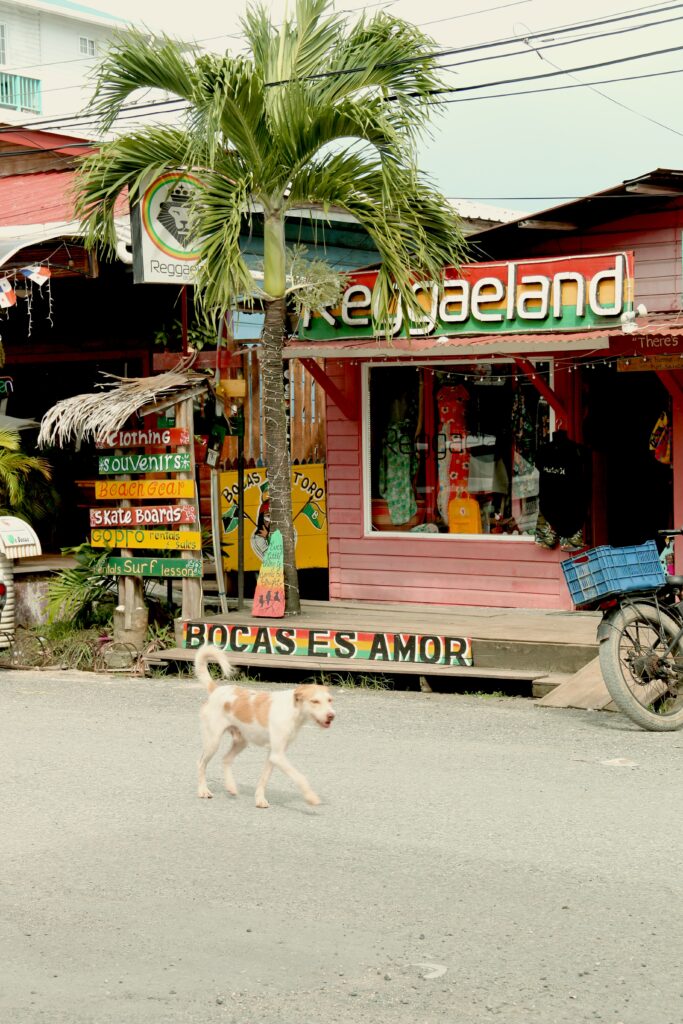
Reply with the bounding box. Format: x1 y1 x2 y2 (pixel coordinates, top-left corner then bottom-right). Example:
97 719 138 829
0 169 128 226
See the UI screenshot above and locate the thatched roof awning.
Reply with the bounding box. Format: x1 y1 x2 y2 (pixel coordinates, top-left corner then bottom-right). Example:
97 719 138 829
38 358 208 448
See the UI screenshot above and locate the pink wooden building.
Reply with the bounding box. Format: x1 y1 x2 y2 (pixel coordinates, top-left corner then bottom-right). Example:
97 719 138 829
286 170 683 611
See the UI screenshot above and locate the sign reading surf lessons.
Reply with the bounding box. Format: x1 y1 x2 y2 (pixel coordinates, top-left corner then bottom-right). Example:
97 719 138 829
104 557 203 578
131 171 203 284
183 622 473 667
299 252 634 341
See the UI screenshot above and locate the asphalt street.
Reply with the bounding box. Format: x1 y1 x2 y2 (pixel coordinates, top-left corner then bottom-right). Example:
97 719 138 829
2 667 683 1024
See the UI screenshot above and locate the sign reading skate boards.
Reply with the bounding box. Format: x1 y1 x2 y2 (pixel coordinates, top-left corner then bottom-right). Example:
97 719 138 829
131 171 203 284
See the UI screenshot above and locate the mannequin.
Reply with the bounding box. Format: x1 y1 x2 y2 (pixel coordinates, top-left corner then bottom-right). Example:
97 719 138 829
535 428 588 550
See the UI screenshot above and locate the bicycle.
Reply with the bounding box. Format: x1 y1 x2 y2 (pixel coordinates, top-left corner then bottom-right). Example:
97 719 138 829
562 532 683 731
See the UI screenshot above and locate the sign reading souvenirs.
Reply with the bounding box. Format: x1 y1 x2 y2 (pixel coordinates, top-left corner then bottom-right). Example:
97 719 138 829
95 479 195 500
98 452 191 475
131 171 203 284
183 622 473 666
299 251 634 341
96 427 190 448
104 557 203 578
91 528 201 550
89 505 197 528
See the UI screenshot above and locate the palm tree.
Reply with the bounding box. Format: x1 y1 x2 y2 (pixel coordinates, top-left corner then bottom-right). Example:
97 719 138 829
76 0 467 613
0 429 52 521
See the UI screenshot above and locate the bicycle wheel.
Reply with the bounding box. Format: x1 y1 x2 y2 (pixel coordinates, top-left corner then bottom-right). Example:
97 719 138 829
599 602 683 731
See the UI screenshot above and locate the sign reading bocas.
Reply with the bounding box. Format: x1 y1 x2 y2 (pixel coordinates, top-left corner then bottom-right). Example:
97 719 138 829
299 252 634 341
131 171 202 285
96 427 190 449
90 505 196 528
98 453 191 475
91 528 201 550
183 622 473 666
104 557 203 578
219 464 328 571
95 479 195 500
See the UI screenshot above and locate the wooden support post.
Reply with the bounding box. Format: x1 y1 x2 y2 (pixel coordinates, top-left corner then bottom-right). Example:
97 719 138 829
299 358 358 420
657 370 683 571
115 449 144 630
513 356 569 429
177 397 203 622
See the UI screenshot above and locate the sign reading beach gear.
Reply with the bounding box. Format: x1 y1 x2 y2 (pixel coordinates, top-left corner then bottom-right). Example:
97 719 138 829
219 464 328 571
95 479 195 500
104 557 203 578
89 505 196 528
96 427 190 449
183 622 473 667
91 529 202 550
131 171 203 284
299 251 634 341
98 452 191 475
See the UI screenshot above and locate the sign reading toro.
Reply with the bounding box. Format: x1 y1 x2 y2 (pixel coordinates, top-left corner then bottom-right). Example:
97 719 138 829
300 251 634 340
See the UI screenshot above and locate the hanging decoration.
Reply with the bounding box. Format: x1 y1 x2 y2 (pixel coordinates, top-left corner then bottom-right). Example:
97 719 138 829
0 262 54 335
0 279 16 309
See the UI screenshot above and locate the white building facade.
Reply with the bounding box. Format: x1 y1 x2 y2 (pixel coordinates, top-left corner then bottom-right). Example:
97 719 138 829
0 0 128 122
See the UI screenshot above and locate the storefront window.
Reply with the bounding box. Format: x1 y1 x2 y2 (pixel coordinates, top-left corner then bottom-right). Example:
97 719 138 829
367 361 552 538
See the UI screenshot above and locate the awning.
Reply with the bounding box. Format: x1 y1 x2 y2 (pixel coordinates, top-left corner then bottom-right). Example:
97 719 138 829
284 321 683 360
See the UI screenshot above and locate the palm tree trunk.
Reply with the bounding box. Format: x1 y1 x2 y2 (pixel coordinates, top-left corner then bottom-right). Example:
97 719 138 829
260 294 300 614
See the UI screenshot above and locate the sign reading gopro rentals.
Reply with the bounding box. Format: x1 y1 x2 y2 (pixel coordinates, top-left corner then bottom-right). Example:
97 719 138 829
300 252 634 341
131 171 202 284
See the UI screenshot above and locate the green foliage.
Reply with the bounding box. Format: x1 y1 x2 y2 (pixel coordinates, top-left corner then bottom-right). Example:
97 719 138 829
153 317 219 351
46 543 117 627
0 429 54 523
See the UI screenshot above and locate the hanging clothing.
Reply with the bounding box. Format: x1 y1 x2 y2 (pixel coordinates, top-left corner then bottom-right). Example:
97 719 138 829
378 420 418 525
436 384 471 523
536 432 588 538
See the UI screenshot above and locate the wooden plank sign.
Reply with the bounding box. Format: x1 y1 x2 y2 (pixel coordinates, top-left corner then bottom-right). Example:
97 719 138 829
98 453 191 475
90 505 197 528
91 528 202 550
252 529 285 617
96 427 190 448
183 622 473 666
104 557 203 578
95 479 195 500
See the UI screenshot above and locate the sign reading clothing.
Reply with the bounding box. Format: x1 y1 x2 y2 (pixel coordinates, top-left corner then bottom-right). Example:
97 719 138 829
300 252 634 341
131 171 203 284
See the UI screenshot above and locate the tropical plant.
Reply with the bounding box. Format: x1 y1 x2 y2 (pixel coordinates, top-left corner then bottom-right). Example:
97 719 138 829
0 429 53 522
75 0 467 612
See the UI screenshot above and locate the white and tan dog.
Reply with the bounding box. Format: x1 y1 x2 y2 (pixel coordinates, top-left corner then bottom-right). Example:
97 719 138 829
195 645 335 808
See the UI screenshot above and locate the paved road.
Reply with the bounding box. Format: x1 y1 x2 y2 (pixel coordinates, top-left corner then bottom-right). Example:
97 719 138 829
2 668 683 1024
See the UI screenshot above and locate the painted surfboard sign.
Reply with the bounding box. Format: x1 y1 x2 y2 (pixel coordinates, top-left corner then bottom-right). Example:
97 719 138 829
96 427 190 449
183 622 473 666
98 453 191 475
91 528 202 550
89 505 197 528
95 479 195 500
104 557 203 578
252 528 285 618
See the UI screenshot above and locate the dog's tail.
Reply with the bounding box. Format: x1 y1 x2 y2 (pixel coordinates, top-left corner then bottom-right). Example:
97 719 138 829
195 644 234 693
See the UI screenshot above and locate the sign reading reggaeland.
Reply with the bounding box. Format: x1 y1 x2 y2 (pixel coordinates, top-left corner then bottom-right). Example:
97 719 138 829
132 171 202 284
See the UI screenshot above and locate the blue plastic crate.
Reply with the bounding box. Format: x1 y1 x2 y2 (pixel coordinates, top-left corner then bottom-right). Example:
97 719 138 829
561 541 666 606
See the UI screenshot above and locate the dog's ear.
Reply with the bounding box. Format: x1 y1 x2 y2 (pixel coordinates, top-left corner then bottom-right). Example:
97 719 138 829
293 685 306 704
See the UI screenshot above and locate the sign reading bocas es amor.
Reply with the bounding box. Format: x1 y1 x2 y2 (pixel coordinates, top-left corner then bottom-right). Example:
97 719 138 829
299 251 634 341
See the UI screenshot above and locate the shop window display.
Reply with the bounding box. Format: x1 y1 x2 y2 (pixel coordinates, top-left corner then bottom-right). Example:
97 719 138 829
368 362 553 537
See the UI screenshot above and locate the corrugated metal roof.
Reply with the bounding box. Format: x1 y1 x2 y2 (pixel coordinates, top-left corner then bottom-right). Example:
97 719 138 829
0 170 83 226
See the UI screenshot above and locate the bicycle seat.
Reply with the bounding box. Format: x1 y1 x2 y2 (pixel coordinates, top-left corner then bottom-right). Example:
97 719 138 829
663 575 683 587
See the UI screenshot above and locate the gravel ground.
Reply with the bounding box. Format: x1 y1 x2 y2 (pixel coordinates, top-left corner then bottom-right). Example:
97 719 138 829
2 667 683 1024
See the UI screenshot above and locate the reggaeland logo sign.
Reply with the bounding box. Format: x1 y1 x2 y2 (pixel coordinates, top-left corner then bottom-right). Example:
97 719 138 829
299 251 634 341
140 171 203 261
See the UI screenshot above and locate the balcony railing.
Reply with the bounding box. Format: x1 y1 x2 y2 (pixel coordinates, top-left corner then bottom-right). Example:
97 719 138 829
0 73 41 113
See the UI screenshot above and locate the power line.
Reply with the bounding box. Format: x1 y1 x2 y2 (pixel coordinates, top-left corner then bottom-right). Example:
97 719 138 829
439 63 683 102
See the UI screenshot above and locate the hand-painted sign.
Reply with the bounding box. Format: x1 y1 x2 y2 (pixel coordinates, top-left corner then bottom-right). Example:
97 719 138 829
299 252 634 341
252 528 285 617
89 505 196 528
183 622 473 666
220 464 327 571
95 479 195 500
96 427 190 449
98 453 191 474
104 557 203 578
132 170 202 284
91 528 201 550
0 376 13 394
618 354 683 372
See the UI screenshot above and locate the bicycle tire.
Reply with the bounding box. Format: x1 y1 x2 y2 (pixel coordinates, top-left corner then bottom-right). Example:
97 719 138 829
599 602 683 731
